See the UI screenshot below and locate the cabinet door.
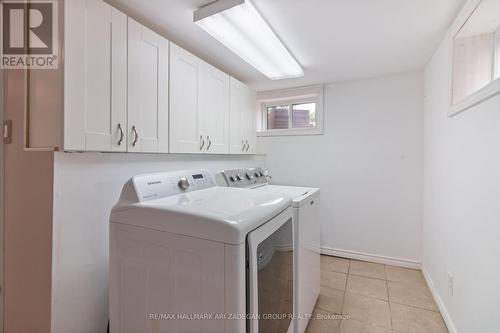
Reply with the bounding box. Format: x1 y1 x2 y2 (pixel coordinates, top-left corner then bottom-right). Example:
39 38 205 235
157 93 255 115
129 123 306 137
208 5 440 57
242 85 257 154
229 78 256 154
229 78 245 154
169 43 204 153
128 18 169 153
200 64 229 154
64 0 127 151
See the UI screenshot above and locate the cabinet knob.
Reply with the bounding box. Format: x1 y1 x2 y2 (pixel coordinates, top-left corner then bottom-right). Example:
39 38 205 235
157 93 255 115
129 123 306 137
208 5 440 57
117 123 124 146
132 126 139 146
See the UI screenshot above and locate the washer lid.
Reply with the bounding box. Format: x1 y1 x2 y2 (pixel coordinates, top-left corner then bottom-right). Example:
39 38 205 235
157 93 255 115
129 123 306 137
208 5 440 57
110 187 291 245
255 185 320 207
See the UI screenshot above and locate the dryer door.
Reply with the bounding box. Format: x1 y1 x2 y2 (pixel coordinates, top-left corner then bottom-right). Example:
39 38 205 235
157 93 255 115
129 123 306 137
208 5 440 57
247 207 294 333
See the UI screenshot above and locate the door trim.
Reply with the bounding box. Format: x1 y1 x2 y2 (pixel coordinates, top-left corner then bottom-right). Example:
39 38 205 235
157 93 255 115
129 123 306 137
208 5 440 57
0 65 5 333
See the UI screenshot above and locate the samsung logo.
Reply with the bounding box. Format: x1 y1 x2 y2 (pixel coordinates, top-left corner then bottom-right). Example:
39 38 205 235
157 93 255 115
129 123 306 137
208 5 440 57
147 180 162 185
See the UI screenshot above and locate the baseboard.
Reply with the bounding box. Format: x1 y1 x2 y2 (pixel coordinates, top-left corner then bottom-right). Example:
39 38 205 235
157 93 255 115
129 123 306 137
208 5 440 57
320 246 422 269
321 247 456 332
421 265 457 333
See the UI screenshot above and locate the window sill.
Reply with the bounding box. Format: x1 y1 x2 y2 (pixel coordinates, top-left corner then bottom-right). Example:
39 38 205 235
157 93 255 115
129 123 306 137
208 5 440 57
257 128 323 137
449 78 500 117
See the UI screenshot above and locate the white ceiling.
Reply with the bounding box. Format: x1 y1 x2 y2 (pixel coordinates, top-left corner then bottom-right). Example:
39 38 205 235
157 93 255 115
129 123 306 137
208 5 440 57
107 0 466 91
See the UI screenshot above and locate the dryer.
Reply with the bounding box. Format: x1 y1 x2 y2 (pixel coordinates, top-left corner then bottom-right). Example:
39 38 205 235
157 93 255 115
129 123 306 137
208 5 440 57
221 167 321 333
109 169 295 333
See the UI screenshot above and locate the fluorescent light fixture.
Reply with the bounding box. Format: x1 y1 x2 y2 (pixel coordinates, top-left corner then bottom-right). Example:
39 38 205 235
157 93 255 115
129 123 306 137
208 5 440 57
194 0 304 80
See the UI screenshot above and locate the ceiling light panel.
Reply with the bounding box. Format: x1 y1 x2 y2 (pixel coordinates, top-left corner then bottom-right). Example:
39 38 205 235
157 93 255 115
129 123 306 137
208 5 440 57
194 0 304 80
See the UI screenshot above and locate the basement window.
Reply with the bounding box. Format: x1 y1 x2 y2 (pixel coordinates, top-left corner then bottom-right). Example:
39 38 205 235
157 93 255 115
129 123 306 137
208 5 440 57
258 86 324 136
450 0 500 115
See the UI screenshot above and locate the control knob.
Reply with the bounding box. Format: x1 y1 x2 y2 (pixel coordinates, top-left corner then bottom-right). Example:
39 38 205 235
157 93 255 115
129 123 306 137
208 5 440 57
246 172 252 180
178 177 190 190
236 174 244 181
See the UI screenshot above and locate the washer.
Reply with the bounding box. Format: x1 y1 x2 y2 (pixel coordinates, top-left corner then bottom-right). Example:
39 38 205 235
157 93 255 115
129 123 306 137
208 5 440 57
109 169 295 333
221 167 321 333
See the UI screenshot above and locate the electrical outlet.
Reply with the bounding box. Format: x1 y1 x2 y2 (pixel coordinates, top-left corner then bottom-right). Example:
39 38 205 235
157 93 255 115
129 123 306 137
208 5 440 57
448 272 454 296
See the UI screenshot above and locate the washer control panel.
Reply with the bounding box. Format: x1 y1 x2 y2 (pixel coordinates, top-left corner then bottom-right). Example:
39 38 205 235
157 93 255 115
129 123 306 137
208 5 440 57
132 169 216 201
221 167 267 188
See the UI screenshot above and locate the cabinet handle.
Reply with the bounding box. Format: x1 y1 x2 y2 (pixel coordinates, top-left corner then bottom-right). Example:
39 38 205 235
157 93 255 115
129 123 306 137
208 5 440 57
245 140 250 152
199 135 205 150
132 126 139 146
242 140 246 152
117 123 124 146
207 136 212 151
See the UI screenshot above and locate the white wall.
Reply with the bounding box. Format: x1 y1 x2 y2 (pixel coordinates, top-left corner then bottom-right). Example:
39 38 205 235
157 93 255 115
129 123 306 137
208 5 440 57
258 72 424 266
423 37 500 333
51 152 265 333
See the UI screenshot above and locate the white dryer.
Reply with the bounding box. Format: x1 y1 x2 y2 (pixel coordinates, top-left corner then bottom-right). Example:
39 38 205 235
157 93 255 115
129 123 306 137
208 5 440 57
221 168 321 333
109 169 295 333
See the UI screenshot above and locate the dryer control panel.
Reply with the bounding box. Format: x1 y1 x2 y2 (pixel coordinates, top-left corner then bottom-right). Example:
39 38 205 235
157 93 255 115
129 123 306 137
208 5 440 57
221 167 268 188
132 169 216 202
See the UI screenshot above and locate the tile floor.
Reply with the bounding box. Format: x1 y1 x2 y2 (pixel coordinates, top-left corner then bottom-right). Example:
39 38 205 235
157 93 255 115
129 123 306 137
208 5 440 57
306 255 448 333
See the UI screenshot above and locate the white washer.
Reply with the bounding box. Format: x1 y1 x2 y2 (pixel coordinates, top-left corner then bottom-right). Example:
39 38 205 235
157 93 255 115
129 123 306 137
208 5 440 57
221 168 321 333
109 169 295 333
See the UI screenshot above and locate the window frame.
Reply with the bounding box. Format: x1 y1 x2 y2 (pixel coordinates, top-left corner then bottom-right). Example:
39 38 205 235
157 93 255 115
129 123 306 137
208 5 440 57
257 85 324 136
448 0 500 117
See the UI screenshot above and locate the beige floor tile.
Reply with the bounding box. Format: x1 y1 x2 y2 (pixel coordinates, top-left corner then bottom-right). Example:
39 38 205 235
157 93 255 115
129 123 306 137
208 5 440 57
340 319 392 333
391 302 448 333
321 270 348 291
321 255 350 274
346 275 388 300
349 261 386 280
317 286 345 313
306 308 341 333
342 293 391 329
388 280 438 311
386 265 425 283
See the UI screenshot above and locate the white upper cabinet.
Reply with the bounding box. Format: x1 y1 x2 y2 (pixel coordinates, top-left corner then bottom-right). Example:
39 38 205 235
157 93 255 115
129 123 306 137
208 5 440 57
242 86 257 154
65 0 127 152
201 64 230 154
169 43 204 153
127 18 169 153
229 78 257 154
63 1 253 155
169 44 230 154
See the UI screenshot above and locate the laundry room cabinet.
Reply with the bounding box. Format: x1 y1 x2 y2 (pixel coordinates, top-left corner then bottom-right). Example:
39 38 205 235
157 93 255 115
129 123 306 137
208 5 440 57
65 4 169 153
127 18 169 153
200 64 230 154
169 43 230 154
229 78 257 154
64 0 128 152
24 0 256 155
